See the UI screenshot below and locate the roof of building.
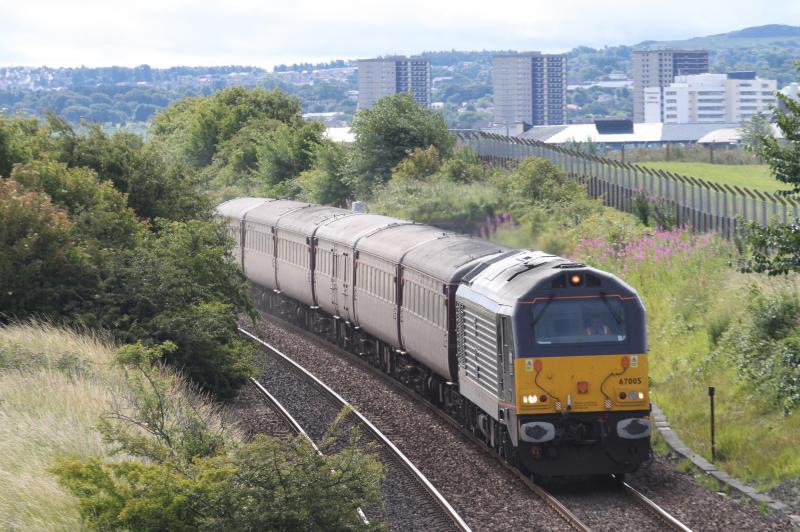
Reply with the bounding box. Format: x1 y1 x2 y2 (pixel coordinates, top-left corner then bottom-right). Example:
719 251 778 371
325 127 355 143
515 122 745 144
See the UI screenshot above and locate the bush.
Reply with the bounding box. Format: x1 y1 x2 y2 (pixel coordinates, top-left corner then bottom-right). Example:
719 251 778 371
0 179 92 317
53 342 384 531
714 285 800 413
92 219 256 399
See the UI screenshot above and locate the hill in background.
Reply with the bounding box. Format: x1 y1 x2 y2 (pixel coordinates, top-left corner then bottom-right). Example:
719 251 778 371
0 25 798 130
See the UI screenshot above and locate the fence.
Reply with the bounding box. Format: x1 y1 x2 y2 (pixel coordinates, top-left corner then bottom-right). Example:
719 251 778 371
456 131 799 240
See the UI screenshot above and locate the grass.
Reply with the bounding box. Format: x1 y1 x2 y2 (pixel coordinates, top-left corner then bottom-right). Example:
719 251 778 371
638 161 790 193
572 226 800 486
0 323 117 531
0 322 237 530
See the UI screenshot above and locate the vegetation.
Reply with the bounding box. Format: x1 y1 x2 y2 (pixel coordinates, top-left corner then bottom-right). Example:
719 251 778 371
571 226 800 484
0 323 383 530
638 161 785 192
740 63 800 276
0 109 254 399
349 94 453 196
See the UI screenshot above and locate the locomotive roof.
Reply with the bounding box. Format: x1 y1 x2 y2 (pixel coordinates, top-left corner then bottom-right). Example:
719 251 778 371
461 250 639 306
215 197 273 220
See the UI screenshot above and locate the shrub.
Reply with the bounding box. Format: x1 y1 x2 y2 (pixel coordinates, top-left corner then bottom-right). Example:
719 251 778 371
53 342 384 531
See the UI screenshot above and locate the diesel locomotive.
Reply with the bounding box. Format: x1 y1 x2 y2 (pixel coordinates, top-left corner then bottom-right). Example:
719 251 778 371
217 197 651 478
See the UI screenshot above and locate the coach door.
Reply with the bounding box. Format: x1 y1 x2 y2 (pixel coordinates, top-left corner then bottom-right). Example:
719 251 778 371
332 245 352 321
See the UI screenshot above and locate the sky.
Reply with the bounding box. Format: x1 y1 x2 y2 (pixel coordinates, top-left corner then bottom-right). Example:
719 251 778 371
1 0 799 68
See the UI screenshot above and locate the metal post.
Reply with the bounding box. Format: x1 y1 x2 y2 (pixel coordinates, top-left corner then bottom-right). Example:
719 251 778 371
709 386 716 462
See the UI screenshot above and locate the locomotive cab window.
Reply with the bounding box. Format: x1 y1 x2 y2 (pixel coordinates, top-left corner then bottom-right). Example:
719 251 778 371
533 298 626 345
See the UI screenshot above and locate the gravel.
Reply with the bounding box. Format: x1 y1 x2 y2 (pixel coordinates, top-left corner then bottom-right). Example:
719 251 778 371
627 452 794 530
238 312 797 531
243 333 464 531
244 315 572 532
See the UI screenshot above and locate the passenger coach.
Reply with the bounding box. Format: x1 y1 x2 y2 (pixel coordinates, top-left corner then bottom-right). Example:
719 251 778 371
217 197 651 478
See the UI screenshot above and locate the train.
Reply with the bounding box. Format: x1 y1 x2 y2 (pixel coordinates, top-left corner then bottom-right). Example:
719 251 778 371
217 197 651 479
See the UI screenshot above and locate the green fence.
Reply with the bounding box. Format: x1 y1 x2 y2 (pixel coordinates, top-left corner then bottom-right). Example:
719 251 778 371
457 131 798 239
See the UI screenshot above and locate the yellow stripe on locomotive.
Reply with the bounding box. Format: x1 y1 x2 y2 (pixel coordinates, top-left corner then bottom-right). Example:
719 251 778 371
514 354 648 413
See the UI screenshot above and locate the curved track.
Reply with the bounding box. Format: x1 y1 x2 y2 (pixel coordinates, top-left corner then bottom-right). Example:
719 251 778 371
240 328 470 532
242 313 694 532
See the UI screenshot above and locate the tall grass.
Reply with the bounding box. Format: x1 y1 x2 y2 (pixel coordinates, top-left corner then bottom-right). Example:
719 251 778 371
0 323 117 530
0 322 238 530
575 227 800 485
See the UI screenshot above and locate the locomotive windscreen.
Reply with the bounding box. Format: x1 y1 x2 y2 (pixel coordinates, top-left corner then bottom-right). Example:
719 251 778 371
533 297 626 345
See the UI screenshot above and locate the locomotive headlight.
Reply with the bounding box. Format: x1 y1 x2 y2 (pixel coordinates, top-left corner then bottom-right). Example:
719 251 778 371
569 274 582 287
523 396 528 404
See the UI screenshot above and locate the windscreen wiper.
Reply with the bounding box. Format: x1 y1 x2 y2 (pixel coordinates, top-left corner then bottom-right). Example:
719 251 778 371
532 294 555 325
599 292 623 325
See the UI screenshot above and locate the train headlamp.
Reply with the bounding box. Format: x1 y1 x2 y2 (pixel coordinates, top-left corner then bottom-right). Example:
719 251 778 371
569 274 582 287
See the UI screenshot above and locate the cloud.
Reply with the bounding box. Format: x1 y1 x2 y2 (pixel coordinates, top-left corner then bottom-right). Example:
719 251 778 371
1 0 798 67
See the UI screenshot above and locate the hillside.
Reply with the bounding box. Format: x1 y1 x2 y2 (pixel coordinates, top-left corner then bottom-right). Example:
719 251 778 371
1 25 798 129
637 24 800 49
636 24 800 85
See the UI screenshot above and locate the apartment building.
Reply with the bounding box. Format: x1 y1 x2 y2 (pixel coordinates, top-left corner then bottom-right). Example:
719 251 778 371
644 72 777 124
357 57 431 109
493 52 567 126
633 49 709 122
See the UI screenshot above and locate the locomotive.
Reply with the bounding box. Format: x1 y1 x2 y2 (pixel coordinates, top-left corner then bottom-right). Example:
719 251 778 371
217 197 651 478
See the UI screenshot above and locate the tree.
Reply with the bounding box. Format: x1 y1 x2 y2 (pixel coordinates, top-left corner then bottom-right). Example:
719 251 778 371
742 64 800 275
349 94 453 196
11 160 144 251
94 219 256 398
0 179 91 317
740 111 773 153
295 140 352 206
390 146 441 181
151 87 304 169
46 116 208 222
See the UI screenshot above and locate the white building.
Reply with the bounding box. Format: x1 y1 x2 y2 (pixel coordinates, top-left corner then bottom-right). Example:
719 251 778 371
644 71 777 124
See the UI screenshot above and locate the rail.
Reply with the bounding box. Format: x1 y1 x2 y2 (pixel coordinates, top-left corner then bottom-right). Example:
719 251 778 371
245 315 694 532
622 481 693 531
240 327 472 532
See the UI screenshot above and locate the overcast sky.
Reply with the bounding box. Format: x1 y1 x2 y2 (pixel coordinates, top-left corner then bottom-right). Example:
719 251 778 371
2 0 799 68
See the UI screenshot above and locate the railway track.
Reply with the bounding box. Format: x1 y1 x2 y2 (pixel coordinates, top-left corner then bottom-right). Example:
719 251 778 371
240 327 471 532
241 314 694 532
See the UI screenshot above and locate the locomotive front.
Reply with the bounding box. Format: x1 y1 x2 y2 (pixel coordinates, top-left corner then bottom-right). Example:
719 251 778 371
457 252 650 478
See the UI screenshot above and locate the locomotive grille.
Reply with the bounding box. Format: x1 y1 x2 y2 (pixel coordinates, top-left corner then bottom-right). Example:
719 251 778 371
461 303 501 396
456 302 466 368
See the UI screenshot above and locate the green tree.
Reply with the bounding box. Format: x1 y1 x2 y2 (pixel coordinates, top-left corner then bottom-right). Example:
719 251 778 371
296 140 352 206
740 111 773 153
390 146 441 181
742 64 800 274
439 146 486 183
11 160 144 251
152 87 304 169
94 219 256 398
0 179 90 316
258 120 324 192
47 115 208 222
349 94 453 196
